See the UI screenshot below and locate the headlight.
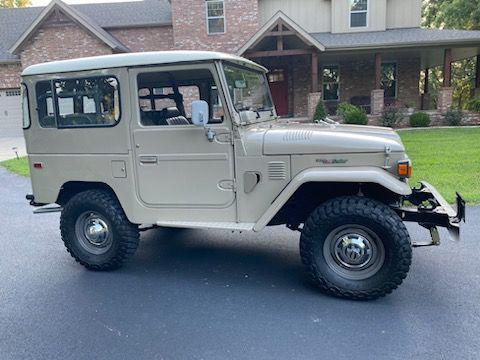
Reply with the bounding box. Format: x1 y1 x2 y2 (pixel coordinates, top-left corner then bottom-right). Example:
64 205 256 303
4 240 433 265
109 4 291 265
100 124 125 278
397 160 412 178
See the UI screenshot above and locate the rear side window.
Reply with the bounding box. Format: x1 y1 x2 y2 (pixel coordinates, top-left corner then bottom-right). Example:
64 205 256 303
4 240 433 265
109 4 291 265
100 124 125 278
36 76 120 128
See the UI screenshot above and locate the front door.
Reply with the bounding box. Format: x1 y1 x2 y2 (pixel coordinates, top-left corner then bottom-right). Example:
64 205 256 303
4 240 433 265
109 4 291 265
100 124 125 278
268 69 289 116
129 64 236 210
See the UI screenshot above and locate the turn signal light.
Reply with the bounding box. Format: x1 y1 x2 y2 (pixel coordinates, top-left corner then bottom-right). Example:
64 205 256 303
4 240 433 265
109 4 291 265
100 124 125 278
397 161 412 178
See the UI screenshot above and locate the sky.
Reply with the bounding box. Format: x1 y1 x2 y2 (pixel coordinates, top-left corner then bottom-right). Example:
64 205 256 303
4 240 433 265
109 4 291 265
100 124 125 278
30 0 141 6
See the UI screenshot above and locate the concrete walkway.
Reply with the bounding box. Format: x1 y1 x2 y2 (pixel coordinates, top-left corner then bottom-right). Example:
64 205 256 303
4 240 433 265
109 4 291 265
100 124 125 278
0 136 26 161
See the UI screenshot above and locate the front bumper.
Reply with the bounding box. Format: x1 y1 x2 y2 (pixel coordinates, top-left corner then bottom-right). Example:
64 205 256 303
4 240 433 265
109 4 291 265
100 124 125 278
394 182 466 246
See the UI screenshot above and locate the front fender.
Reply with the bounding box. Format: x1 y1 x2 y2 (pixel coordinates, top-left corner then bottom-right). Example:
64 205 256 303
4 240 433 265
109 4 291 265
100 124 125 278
253 166 411 232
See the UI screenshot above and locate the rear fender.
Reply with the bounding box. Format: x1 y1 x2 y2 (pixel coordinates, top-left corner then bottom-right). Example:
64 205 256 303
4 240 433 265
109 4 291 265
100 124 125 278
253 166 411 231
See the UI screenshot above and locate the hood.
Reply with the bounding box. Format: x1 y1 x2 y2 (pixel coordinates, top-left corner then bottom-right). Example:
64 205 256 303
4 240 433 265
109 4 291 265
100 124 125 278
241 122 405 156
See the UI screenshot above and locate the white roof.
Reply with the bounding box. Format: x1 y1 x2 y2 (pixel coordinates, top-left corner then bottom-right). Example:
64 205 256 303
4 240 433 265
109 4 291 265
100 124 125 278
22 50 266 76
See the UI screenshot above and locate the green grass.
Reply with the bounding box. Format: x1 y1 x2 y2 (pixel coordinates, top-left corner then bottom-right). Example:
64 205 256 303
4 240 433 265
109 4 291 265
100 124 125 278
399 127 480 205
0 156 29 177
1 128 479 204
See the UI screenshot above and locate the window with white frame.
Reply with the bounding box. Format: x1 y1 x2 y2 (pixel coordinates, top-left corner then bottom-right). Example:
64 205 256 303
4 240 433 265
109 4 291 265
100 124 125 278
381 63 397 99
206 0 225 34
350 0 368 28
323 66 340 101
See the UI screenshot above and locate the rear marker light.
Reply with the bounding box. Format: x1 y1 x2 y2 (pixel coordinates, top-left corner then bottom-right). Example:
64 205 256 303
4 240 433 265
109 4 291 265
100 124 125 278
33 163 43 169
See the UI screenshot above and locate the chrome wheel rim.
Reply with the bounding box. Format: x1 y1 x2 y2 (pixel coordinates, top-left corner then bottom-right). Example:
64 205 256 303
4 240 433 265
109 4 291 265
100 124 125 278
323 225 385 280
75 211 113 255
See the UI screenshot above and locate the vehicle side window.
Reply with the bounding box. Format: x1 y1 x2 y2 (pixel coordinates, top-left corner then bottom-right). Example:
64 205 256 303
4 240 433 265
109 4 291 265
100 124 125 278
137 69 224 126
36 76 120 128
36 81 56 128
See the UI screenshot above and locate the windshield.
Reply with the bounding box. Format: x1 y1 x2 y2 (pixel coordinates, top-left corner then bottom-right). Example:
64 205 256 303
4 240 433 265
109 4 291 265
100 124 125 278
223 63 274 121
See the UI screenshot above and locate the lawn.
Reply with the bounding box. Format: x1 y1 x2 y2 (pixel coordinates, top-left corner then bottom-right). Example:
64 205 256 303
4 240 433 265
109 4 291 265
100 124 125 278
399 127 480 205
1 128 479 204
0 157 29 177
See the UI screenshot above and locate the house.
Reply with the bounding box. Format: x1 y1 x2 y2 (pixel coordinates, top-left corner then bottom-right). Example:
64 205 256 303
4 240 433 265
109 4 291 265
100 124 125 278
1 0 480 135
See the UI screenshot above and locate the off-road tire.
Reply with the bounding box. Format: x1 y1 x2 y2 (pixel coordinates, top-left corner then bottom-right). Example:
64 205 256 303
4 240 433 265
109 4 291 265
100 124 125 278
300 196 412 300
60 189 140 271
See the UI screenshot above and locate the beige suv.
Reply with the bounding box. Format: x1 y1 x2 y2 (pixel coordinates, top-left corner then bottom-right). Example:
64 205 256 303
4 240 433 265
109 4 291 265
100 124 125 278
22 51 465 300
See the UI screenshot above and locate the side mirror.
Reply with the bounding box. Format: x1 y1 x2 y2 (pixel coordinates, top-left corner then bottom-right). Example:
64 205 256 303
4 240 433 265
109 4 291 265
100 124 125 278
191 100 209 127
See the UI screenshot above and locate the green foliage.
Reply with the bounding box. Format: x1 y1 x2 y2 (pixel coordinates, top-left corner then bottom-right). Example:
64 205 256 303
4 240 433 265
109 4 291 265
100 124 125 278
344 110 368 125
380 106 401 128
422 0 480 30
0 157 29 177
422 0 480 109
409 112 431 127
0 0 30 8
444 109 463 126
467 97 480 112
336 102 368 125
336 102 358 117
313 99 327 122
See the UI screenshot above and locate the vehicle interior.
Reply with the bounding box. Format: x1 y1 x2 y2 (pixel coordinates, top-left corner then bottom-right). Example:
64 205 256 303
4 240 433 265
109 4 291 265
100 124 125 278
137 68 224 126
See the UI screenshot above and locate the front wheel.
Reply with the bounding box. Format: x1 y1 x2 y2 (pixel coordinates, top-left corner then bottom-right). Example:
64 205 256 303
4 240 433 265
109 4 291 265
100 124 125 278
60 189 140 271
300 196 412 300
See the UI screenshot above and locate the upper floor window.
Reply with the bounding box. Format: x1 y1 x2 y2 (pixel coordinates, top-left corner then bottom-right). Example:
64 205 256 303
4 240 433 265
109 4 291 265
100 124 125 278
323 66 340 101
350 0 368 28
206 0 225 34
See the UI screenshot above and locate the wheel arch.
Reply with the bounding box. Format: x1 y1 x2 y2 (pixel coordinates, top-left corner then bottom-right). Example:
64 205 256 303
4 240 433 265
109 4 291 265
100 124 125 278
56 181 119 207
253 167 412 231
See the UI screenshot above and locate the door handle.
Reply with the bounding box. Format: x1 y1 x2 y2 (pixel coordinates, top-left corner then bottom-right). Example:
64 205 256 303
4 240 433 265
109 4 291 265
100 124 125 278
139 156 158 164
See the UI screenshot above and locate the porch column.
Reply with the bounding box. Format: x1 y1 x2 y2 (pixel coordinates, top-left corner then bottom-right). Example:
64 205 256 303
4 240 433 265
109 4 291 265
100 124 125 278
421 68 429 110
475 54 480 97
308 51 322 120
371 52 384 115
438 48 453 112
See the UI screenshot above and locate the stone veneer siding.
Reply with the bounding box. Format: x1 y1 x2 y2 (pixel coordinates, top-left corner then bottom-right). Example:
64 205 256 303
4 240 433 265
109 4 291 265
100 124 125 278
0 63 22 89
109 26 174 52
170 0 259 53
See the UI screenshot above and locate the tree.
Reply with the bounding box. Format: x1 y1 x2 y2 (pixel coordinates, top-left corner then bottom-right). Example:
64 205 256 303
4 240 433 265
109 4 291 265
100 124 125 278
422 0 480 108
423 0 480 30
0 0 31 8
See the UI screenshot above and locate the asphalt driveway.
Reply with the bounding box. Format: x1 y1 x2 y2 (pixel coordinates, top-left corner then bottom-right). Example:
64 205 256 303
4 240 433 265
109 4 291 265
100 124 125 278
0 167 479 360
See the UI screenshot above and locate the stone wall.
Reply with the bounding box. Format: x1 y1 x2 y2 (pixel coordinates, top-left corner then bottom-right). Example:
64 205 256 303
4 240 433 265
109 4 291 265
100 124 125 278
170 0 259 53
109 26 174 52
0 63 22 89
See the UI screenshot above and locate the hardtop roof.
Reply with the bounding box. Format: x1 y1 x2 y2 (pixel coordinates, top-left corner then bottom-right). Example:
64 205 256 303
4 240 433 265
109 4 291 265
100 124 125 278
22 51 266 76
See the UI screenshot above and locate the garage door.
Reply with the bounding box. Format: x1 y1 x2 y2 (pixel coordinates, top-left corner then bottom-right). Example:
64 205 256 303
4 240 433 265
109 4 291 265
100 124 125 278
0 89 23 138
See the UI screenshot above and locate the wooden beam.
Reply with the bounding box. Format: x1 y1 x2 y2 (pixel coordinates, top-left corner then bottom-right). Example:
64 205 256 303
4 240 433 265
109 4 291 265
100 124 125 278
265 30 296 37
424 68 429 94
276 35 283 51
443 48 452 87
374 52 382 90
475 54 480 89
311 52 319 93
246 49 313 58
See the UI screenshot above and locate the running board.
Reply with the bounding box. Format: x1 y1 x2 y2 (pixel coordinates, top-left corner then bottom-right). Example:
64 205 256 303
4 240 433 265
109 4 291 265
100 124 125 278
156 221 255 231
33 205 63 214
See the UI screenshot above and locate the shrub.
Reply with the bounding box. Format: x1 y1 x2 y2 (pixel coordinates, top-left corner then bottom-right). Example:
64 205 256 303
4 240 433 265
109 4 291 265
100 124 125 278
344 108 368 125
313 99 327 122
380 106 401 128
336 102 358 118
444 109 463 126
409 112 431 128
467 97 480 113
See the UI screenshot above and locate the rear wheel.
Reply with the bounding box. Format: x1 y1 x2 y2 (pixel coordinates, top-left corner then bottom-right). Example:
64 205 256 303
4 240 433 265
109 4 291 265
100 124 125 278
300 196 412 300
60 190 139 270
